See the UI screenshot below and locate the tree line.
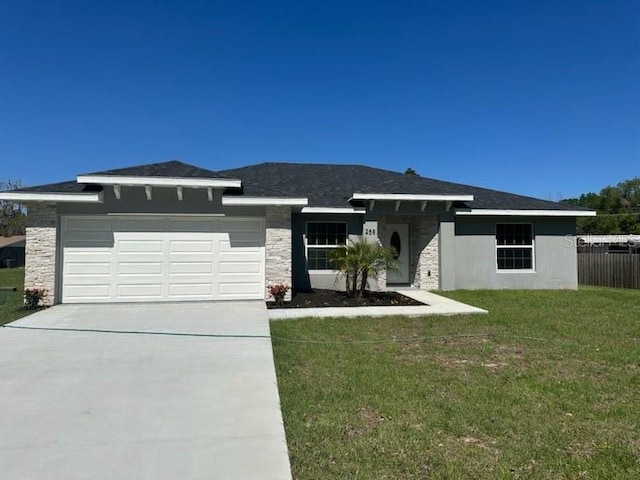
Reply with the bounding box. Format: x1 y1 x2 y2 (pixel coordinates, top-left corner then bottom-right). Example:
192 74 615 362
562 177 640 234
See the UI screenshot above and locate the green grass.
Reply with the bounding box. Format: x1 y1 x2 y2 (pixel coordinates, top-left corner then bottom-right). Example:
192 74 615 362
0 267 31 325
271 287 640 479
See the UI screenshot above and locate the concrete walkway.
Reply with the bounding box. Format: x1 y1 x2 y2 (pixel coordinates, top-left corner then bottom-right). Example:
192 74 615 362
268 289 487 320
0 302 292 480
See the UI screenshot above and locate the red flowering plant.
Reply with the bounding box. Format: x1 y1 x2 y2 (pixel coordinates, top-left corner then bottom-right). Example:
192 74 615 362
24 288 48 310
268 283 290 306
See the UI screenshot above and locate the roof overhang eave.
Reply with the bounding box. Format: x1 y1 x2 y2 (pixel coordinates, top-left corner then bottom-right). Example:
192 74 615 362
301 207 366 214
76 175 241 189
221 196 308 207
0 191 104 203
350 193 474 202
455 208 597 217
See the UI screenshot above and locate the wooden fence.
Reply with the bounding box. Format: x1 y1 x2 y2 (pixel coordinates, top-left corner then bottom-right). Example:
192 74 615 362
578 254 640 289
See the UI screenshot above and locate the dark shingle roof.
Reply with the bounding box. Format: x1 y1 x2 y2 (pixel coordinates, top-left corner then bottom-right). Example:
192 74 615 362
220 162 588 211
6 160 591 212
11 181 103 194
82 160 234 179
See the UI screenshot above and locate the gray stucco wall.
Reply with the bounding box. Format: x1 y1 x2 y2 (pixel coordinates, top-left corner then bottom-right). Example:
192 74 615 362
444 216 578 290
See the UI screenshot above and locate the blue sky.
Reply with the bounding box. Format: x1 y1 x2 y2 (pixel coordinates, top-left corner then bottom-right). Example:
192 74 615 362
1 0 638 200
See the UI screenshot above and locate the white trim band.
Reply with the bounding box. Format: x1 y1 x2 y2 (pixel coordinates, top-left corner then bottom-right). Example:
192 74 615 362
222 196 308 206
301 207 366 214
351 193 474 202
77 175 241 189
0 191 104 203
456 209 596 217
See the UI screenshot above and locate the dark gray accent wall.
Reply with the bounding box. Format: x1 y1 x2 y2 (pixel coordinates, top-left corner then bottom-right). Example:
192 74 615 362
292 213 364 290
444 216 578 290
56 186 266 218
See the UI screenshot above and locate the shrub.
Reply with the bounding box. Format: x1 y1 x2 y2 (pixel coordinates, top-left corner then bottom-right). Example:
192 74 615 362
24 288 47 310
329 238 399 297
268 283 290 306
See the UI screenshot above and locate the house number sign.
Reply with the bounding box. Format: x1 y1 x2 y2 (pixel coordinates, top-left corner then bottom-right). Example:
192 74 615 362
363 221 378 241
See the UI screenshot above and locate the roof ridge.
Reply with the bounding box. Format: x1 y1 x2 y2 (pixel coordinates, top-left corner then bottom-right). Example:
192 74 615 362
80 160 233 179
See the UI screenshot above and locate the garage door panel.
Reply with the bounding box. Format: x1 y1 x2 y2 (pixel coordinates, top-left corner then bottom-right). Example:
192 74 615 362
64 284 111 299
64 249 112 259
219 282 263 297
65 262 111 275
118 262 163 275
219 261 262 274
117 284 163 299
63 275 112 286
169 283 214 297
117 273 164 285
169 240 214 253
169 262 213 274
118 240 164 253
62 215 265 303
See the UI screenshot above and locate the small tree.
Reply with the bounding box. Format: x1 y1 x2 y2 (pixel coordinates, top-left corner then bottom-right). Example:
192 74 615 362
0 180 26 236
329 238 399 297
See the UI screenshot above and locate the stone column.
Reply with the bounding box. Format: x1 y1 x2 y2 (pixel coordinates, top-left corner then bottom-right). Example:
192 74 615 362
24 203 58 305
265 206 293 300
416 216 439 290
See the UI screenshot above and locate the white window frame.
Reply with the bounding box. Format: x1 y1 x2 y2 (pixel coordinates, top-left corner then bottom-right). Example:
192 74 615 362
305 221 348 272
495 223 535 272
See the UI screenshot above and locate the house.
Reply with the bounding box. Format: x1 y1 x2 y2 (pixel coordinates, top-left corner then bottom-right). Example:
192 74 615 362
0 160 595 305
0 235 26 268
577 234 640 254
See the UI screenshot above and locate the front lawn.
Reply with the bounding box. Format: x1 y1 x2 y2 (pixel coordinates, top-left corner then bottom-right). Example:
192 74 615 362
271 287 640 479
0 267 30 325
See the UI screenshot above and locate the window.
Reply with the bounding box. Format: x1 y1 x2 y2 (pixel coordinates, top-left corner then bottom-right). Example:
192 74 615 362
496 223 534 270
306 222 347 270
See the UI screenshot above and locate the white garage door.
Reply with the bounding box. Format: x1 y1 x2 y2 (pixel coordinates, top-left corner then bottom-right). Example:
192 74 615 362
61 216 265 303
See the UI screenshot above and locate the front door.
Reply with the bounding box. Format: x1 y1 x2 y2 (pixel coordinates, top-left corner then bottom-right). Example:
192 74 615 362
385 224 409 284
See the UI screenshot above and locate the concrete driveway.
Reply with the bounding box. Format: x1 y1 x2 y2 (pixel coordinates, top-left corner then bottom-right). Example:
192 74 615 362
0 302 292 480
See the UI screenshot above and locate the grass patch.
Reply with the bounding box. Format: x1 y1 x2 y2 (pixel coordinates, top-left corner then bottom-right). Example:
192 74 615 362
0 267 31 325
271 287 640 479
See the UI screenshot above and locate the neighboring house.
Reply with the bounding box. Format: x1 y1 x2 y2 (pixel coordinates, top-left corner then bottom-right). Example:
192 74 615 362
0 235 26 268
577 235 640 254
0 160 594 305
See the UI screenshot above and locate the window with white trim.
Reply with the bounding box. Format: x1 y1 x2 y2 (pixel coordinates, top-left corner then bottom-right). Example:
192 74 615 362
496 223 534 270
306 222 347 270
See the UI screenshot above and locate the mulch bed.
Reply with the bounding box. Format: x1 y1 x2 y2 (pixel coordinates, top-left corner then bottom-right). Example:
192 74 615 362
266 288 426 309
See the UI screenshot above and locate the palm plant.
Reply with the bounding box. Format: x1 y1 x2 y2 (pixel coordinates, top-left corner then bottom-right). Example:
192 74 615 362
329 238 399 297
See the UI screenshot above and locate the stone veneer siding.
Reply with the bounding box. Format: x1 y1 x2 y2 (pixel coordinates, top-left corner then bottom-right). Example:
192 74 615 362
414 215 439 290
24 203 58 306
378 215 439 290
265 205 293 300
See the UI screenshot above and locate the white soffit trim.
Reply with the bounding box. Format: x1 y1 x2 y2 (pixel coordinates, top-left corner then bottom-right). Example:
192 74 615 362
456 209 596 217
221 196 308 206
351 193 474 202
301 207 366 214
77 175 241 189
0 191 103 203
